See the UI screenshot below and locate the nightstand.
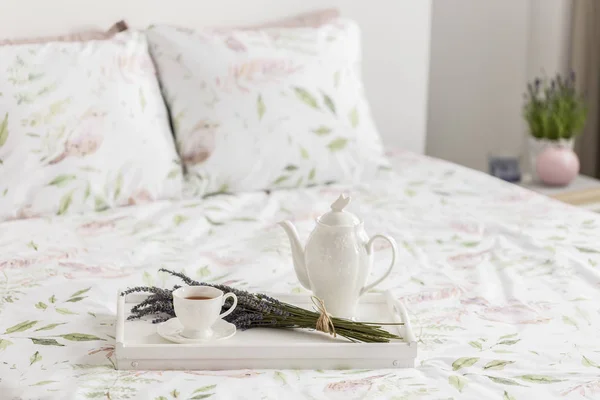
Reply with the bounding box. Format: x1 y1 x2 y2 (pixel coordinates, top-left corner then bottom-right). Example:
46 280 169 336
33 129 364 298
519 175 600 211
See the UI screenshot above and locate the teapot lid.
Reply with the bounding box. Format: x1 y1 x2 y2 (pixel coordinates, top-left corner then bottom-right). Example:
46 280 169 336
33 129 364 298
318 194 360 226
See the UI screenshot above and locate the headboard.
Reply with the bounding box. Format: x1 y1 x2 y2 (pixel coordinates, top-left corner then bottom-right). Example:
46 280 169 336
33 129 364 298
0 0 431 154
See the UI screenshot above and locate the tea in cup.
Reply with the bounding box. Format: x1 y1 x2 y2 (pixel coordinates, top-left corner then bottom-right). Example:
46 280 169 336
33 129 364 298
172 286 238 340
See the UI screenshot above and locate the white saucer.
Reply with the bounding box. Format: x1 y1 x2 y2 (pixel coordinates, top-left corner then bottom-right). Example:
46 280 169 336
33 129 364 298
157 318 236 344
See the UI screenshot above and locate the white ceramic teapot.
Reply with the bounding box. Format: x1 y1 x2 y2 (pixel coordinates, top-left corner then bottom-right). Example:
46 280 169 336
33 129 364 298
279 194 398 319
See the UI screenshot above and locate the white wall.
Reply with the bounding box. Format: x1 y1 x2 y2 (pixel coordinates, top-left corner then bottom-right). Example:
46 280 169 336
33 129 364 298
426 0 573 171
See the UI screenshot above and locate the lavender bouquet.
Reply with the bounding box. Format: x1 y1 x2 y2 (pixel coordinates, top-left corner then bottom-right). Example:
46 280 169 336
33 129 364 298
121 269 402 343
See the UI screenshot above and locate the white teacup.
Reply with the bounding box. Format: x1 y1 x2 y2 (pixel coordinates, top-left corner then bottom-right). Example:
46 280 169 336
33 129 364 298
172 286 238 340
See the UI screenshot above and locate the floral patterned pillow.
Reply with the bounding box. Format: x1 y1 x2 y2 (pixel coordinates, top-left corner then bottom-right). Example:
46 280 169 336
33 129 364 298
0 32 182 220
146 18 389 195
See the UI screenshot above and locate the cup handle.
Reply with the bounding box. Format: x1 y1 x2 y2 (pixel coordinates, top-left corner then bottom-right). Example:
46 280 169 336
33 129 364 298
219 293 237 319
360 234 398 296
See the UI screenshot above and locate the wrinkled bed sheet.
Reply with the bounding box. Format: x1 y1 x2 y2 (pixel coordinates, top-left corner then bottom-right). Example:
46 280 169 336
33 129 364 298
1 150 599 400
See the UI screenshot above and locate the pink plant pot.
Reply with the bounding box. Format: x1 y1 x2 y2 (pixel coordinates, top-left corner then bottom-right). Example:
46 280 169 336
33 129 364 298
535 146 580 186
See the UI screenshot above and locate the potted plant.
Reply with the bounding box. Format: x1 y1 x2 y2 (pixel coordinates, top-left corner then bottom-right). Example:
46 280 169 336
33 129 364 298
523 72 587 182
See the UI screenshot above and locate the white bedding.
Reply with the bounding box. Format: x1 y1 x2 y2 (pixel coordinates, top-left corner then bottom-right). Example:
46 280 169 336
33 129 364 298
1 150 599 399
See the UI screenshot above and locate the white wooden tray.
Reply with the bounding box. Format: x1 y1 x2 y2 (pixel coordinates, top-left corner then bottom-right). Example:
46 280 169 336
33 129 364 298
115 291 417 370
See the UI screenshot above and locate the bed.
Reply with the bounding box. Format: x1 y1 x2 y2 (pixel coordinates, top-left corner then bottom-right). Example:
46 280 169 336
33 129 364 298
1 3 599 400
1 151 599 399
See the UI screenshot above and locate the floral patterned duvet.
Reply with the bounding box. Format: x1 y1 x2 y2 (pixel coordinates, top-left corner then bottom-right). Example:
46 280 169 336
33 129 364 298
1 150 599 400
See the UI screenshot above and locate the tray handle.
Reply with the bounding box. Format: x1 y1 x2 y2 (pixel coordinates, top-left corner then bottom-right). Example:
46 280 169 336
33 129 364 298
384 291 416 344
116 290 126 347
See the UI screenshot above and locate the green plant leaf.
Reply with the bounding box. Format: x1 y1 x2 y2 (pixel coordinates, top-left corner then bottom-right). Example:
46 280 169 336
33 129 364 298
582 355 600 368
562 315 578 328
349 107 359 128
322 93 336 115
452 357 479 371
155 397 168 400
504 390 516 400
205 216 223 226
57 190 74 215
257 94 266 120
189 395 213 400
83 182 91 200
192 384 216 393
30 380 57 386
30 351 42 366
308 168 316 181
55 308 77 315
114 172 123 200
448 375 466 392
274 371 287 385
28 241 38 251
48 174 76 187
405 188 416 197
139 87 146 111
284 164 298 171
171 389 179 398
576 246 600 254
5 320 38 334
35 302 47 310
468 341 482 350
484 360 515 370
312 126 332 136
49 295 56 304
217 183 229 193
486 376 525 386
197 266 210 278
518 375 563 384
30 338 64 346
35 323 67 332
142 271 154 287
0 112 8 147
58 333 105 342
273 175 290 185
66 296 85 303
499 333 518 339
327 137 348 152
70 288 91 298
167 168 180 179
300 147 309 159
462 241 479 247
0 339 13 351
94 196 108 212
293 87 319 109
173 215 188 226
498 339 520 346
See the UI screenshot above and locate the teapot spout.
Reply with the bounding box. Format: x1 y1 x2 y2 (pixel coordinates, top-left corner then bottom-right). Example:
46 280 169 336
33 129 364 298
278 220 311 290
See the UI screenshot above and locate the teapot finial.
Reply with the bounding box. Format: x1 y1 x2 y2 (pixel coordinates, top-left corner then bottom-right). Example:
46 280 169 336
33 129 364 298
331 194 351 212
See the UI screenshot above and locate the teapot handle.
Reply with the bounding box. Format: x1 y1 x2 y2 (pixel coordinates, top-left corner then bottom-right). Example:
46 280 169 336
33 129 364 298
360 234 398 296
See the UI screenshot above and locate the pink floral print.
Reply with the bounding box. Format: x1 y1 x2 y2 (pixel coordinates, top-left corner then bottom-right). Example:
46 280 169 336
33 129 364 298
49 110 106 164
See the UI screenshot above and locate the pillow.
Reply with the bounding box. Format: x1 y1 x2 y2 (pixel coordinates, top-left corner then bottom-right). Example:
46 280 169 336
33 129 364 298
0 32 182 220
147 18 388 195
0 20 128 45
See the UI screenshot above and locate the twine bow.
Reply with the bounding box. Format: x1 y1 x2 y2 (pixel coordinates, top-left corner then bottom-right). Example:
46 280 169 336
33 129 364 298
311 296 336 337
